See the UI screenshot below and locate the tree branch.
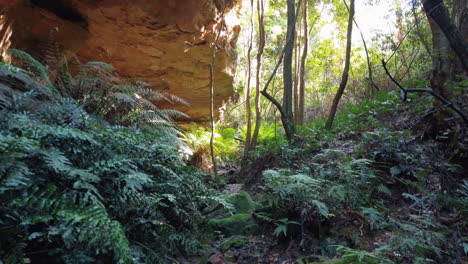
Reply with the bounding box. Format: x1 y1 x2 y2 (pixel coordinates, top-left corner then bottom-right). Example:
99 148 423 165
382 59 468 125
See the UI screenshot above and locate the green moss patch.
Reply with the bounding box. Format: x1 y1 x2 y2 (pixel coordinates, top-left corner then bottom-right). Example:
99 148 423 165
208 213 258 236
227 191 256 214
220 235 248 251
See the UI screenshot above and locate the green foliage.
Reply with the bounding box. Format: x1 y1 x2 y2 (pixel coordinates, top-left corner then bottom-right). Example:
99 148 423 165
244 122 290 158
183 124 240 163
273 218 300 237
227 191 256 214
219 235 248 251
0 63 212 263
9 48 55 90
336 246 394 264
208 213 258 236
8 49 186 139
375 215 447 263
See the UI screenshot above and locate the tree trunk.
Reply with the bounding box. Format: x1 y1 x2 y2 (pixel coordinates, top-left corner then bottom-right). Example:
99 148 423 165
293 21 300 124
421 0 468 74
243 0 254 157
283 0 297 141
260 0 301 144
209 8 226 175
251 0 265 148
298 0 308 125
425 2 452 100
325 0 355 130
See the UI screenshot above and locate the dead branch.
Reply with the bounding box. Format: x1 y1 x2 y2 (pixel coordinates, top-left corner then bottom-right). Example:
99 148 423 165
382 59 468 126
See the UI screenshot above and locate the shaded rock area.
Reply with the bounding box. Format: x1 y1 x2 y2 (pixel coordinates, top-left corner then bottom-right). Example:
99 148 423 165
2 0 241 122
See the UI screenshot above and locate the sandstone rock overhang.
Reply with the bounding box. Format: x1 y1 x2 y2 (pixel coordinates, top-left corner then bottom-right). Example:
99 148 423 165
3 0 241 122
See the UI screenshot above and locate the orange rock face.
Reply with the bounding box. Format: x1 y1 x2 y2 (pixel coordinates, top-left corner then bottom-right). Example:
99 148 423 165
3 0 241 122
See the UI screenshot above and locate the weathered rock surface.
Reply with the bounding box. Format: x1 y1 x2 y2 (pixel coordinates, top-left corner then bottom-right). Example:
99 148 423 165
3 0 241 121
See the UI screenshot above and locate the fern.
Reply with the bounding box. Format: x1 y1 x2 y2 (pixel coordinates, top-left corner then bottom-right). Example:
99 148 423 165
9 48 55 90
336 246 394 264
0 69 206 262
0 61 29 74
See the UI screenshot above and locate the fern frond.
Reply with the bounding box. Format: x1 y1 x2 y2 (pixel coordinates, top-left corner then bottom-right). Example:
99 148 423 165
159 109 190 119
0 62 29 74
163 92 190 106
9 48 55 90
82 61 114 71
121 171 153 192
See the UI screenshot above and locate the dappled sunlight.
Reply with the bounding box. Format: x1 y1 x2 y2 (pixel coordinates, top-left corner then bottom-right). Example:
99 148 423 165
0 14 12 64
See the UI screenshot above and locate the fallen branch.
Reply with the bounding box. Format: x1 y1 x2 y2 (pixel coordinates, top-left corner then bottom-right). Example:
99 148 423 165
382 59 468 126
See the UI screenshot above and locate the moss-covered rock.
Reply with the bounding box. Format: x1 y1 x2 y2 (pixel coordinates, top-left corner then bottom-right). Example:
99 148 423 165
208 213 258 236
227 191 256 214
219 235 248 251
295 256 344 264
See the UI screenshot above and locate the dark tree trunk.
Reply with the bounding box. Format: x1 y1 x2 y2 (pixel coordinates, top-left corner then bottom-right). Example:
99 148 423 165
325 0 355 130
421 0 468 74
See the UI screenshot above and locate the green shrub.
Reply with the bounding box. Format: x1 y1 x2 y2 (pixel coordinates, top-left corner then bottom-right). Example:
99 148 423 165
183 124 240 164
0 58 215 263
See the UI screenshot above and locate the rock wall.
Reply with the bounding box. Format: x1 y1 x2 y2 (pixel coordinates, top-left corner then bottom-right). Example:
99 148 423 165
2 0 241 122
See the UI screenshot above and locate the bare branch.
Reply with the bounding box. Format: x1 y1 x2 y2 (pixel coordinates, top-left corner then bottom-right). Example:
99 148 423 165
382 59 468 125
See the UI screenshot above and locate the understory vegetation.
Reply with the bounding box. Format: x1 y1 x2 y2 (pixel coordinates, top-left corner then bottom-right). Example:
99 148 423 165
0 57 224 263
1 56 466 263
1 0 467 263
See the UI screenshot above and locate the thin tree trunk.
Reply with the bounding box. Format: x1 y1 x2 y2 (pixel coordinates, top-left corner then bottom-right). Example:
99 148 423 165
421 0 468 74
325 0 355 130
298 0 308 125
283 0 298 141
344 0 378 92
293 21 301 124
209 7 226 175
251 0 265 147
243 0 254 157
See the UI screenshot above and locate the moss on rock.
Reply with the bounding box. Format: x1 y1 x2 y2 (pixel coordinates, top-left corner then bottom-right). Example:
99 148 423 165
227 191 256 214
295 256 344 264
219 235 248 251
208 213 258 236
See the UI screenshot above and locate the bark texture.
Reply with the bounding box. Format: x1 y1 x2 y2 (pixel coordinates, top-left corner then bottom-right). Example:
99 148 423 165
282 0 297 141
422 0 468 74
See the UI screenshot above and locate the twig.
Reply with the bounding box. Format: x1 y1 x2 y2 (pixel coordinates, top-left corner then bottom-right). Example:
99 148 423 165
386 2 443 63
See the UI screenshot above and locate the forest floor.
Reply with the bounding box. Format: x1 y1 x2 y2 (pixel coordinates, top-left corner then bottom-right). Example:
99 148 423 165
190 93 468 264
